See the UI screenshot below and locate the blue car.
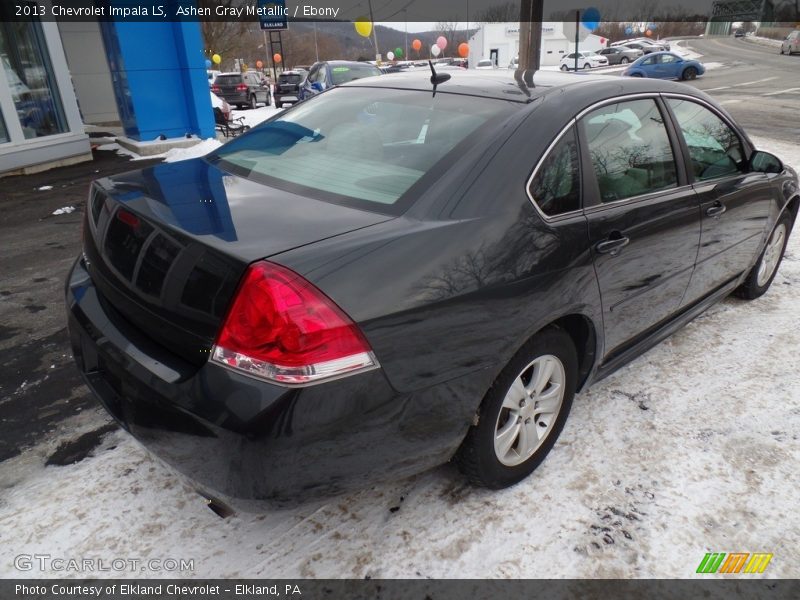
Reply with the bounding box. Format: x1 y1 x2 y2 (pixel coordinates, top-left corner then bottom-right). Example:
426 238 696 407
622 51 705 81
298 60 382 101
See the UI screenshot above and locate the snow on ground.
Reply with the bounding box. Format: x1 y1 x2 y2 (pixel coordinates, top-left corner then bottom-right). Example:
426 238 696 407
230 104 285 128
1 141 799 579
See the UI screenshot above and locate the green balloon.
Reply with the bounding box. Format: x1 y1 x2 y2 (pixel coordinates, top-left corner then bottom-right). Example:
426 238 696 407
395 47 403 58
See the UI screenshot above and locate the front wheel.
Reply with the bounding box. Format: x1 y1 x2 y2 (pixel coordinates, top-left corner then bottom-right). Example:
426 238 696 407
456 327 578 489
620 57 629 64
249 94 258 110
560 64 569 71
583 63 592 70
682 66 698 80
736 214 791 300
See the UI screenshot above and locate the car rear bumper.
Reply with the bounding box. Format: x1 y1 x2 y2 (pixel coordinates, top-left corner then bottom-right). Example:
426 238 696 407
66 256 471 506
216 92 249 105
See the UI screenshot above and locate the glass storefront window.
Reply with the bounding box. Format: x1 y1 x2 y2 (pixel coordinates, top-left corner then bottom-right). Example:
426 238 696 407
0 3 68 139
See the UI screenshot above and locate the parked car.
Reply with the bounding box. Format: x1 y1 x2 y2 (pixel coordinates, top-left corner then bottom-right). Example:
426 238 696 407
619 42 659 55
66 71 798 506
596 46 643 65
734 29 745 38
612 38 670 51
780 30 800 54
475 59 496 69
274 70 307 108
622 51 705 80
559 51 609 70
212 72 271 109
298 60 382 100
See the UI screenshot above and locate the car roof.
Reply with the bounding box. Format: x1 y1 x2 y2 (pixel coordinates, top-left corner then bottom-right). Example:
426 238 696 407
339 69 709 105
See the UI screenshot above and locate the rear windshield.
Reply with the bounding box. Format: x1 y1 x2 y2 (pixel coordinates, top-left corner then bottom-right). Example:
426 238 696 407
208 87 516 214
280 74 302 84
215 75 242 85
329 64 381 85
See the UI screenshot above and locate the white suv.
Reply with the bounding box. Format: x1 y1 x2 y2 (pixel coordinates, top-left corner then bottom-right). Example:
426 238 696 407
559 52 609 71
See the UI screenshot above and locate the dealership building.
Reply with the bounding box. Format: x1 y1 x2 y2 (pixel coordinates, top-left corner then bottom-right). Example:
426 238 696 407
0 4 214 176
468 22 607 68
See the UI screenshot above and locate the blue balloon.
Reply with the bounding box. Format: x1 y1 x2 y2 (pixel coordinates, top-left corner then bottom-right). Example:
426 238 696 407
581 7 601 31
625 26 633 35
205 59 212 69
649 23 658 30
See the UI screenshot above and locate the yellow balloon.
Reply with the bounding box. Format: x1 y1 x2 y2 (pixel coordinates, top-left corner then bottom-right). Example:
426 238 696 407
354 18 372 38
212 53 221 65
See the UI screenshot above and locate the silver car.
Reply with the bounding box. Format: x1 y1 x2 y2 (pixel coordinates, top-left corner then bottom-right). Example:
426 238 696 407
597 46 643 65
780 30 799 55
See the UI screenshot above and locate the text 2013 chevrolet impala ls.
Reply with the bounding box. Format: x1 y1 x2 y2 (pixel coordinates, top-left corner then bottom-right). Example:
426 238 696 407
66 70 798 504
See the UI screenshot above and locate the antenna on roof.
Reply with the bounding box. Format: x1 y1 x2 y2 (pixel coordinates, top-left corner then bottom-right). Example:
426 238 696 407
428 60 451 97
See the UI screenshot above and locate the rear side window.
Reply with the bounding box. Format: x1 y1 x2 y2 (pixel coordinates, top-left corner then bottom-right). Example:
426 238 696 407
581 99 677 202
280 74 302 84
330 64 381 85
667 99 745 181
528 127 581 217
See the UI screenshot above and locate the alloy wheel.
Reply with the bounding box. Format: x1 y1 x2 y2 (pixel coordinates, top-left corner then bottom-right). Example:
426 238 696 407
494 355 566 467
756 223 787 287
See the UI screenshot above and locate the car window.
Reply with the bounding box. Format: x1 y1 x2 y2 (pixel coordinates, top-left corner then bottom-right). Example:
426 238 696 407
582 99 678 202
660 54 680 64
209 87 516 213
330 63 381 85
528 127 581 217
641 56 655 65
667 99 745 181
565 53 576 59
215 75 242 85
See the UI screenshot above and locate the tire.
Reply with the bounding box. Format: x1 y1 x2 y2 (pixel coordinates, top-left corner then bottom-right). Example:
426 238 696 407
265 93 271 107
456 327 578 490
630 72 643 77
779 47 785 55
275 100 283 109
682 66 698 81
583 63 592 70
249 94 258 110
620 57 629 64
560 64 569 71
735 213 791 300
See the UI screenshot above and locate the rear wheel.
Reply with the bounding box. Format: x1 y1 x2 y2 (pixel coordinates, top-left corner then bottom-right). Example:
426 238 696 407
630 72 643 77
682 66 698 80
736 214 791 300
456 327 578 489
560 64 569 71
583 63 592 70
275 100 283 109
620 57 629 64
249 94 258 110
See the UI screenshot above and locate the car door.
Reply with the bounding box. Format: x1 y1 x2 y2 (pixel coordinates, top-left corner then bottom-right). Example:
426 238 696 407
664 96 774 305
656 54 682 79
580 97 701 355
638 55 656 75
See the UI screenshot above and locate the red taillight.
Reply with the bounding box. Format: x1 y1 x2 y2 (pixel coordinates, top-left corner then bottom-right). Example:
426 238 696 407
236 84 248 91
211 261 377 385
117 208 139 228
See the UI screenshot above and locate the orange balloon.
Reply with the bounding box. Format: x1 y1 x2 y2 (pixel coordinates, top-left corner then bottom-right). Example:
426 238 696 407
412 38 422 52
645 29 653 37
273 53 282 64
458 42 469 58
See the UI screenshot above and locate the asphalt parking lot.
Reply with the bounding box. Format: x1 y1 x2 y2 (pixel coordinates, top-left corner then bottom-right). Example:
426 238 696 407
1 38 799 579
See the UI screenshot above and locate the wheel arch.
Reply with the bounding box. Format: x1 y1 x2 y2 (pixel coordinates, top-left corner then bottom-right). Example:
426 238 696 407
548 313 598 392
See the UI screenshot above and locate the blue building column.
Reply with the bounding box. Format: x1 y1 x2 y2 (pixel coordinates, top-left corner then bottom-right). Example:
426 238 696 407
99 4 215 141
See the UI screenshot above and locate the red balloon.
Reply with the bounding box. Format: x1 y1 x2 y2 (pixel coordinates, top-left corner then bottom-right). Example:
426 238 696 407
600 38 606 45
458 42 469 58
273 53 282 63
412 39 422 52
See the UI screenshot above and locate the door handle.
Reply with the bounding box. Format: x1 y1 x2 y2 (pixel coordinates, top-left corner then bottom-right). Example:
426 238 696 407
706 202 726 217
596 234 630 256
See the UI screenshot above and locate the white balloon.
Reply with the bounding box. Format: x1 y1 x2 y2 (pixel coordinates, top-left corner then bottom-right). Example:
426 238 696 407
431 44 441 57
387 51 395 60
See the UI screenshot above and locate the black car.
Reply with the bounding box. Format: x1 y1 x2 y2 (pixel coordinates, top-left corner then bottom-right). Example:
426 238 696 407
66 71 798 507
298 60 381 101
274 70 307 108
212 72 271 109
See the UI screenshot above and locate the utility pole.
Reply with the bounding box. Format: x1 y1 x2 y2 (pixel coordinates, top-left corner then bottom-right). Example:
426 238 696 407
516 0 543 86
368 0 380 61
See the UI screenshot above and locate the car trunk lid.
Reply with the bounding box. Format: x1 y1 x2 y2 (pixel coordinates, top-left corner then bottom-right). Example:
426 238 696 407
84 158 393 366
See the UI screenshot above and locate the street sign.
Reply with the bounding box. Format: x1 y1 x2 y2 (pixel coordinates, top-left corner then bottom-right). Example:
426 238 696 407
259 0 288 31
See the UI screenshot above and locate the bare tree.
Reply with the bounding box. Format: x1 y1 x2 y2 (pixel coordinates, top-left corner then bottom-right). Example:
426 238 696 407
435 20 459 56
198 0 251 70
474 1 518 23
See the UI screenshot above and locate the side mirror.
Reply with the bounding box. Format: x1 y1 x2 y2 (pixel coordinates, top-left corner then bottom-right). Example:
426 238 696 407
750 150 783 174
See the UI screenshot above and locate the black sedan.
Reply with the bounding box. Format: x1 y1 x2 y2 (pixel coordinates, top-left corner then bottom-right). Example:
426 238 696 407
66 71 798 507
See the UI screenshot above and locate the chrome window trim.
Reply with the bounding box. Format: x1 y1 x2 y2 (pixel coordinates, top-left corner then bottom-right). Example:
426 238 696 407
526 92 669 222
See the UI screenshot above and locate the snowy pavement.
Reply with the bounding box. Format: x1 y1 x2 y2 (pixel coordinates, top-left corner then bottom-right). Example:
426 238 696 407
1 136 798 578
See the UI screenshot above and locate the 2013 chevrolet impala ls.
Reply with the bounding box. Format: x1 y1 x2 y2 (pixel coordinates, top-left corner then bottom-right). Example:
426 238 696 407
66 70 798 505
